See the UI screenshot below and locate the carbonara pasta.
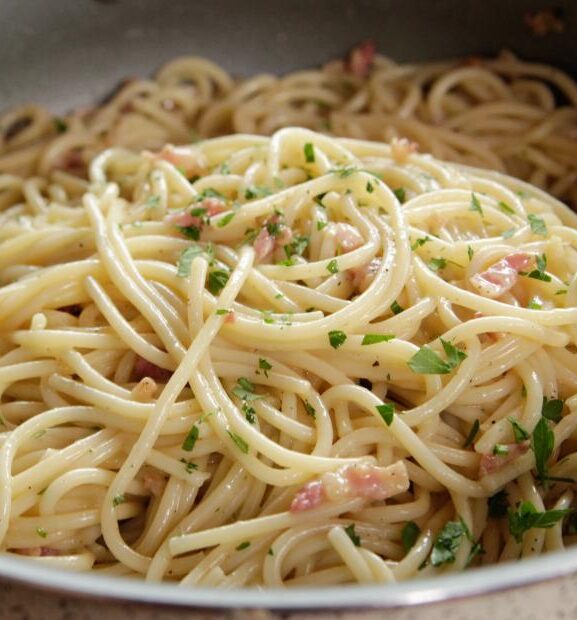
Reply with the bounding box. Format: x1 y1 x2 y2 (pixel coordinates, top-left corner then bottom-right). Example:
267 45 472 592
1 46 577 207
1 126 577 587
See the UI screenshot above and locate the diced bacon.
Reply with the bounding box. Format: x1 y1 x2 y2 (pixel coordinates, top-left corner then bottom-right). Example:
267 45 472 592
253 215 292 263
55 149 87 177
131 376 157 401
156 145 206 178
479 442 529 477
224 310 236 324
470 252 533 299
141 466 167 497
326 223 364 253
349 258 381 292
347 40 376 78
390 137 419 164
133 356 172 383
15 547 60 557
291 479 325 512
290 461 409 513
254 227 276 262
165 197 227 233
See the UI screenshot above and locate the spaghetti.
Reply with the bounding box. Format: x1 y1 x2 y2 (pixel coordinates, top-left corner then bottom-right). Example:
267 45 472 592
1 127 577 586
1 47 577 206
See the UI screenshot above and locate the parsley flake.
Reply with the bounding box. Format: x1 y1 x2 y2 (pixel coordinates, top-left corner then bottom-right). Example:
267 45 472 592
528 213 547 236
508 417 530 443
304 142 315 163
227 431 249 454
470 193 484 217
376 403 394 426
401 521 421 552
390 300 404 315
258 358 272 377
327 259 339 274
182 425 199 451
463 419 480 448
362 334 395 345
344 523 361 546
508 501 570 543
207 270 230 294
328 330 347 349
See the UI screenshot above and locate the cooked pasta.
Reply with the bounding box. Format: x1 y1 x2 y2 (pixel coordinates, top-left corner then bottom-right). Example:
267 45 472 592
1 126 577 586
1 46 577 207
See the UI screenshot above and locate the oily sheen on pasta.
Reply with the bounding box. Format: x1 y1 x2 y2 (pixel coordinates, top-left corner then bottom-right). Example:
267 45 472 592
1 128 577 587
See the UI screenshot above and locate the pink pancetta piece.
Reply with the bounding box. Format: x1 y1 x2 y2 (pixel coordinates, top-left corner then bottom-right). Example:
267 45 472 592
479 442 530 477
349 258 381 293
165 197 227 231
254 227 276 262
156 145 206 177
224 310 236 324
347 40 376 77
326 223 365 253
290 461 409 513
253 215 293 263
133 356 172 384
470 252 533 299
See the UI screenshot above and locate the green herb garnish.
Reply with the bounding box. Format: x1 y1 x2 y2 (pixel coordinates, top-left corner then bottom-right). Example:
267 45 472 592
508 500 570 543
344 523 361 547
182 425 199 451
361 334 395 345
328 330 347 349
376 403 394 426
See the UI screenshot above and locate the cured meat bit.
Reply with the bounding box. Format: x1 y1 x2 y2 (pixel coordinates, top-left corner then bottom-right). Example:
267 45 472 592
131 376 157 401
326 223 364 253
347 40 376 78
223 310 236 324
479 442 529 477
290 460 409 513
156 145 206 178
55 149 87 177
254 215 292 263
470 252 533 299
390 137 419 164
141 466 167 497
349 258 381 293
133 356 172 383
165 197 227 231
14 547 60 557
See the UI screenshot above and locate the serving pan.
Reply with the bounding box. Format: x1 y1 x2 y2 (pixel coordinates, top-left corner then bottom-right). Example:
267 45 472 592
1 0 577 615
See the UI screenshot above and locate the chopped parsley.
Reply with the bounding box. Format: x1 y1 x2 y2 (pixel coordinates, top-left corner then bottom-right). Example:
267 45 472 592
411 236 431 251
304 142 315 163
502 228 516 239
36 527 47 538
317 220 328 231
430 521 466 567
390 300 404 315
53 117 68 133
182 425 199 451
244 185 272 200
467 246 474 261
177 224 201 241
326 259 339 274
216 308 231 315
284 235 309 259
344 523 361 547
258 358 272 377
528 213 547 236
555 289 567 295
227 431 249 454
232 377 263 402
328 330 347 349
304 401 316 419
393 187 406 203
401 521 421 552
216 211 236 227
236 541 251 551
177 244 211 277
146 194 161 208
112 494 126 507
407 339 467 375
180 458 198 473
508 417 530 443
207 269 230 294
470 193 484 217
527 254 551 282
361 333 395 345
463 419 480 448
498 201 515 215
527 296 543 310
493 444 509 456
508 500 570 543
542 397 564 422
376 403 394 426
366 181 374 193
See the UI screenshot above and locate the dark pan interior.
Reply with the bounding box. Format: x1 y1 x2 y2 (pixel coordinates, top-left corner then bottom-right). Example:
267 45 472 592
1 0 576 113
